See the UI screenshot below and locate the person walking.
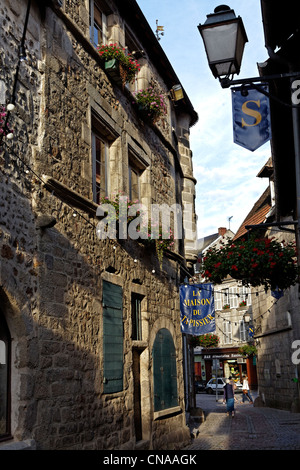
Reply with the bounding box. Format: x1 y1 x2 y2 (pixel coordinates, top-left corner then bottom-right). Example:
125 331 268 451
242 375 253 404
223 379 235 417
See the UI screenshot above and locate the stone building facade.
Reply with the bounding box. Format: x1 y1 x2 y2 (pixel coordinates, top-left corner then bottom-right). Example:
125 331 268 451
0 0 198 450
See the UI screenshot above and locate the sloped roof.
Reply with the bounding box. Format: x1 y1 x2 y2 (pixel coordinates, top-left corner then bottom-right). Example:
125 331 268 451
197 232 219 253
233 187 271 241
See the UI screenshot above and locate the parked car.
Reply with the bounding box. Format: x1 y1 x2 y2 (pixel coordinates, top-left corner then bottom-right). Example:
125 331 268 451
195 380 206 393
205 378 243 394
205 378 226 394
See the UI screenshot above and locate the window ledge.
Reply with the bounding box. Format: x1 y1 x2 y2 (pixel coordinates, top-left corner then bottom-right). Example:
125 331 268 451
0 439 36 450
153 406 182 421
42 175 98 216
132 340 147 350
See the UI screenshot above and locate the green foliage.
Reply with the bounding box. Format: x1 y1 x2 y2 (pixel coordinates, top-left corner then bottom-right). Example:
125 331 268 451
238 344 257 357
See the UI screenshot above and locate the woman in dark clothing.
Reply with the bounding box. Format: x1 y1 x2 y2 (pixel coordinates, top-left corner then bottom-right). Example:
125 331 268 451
223 379 235 417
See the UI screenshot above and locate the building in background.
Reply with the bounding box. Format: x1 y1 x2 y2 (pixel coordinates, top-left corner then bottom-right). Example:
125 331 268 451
0 0 198 450
195 227 256 388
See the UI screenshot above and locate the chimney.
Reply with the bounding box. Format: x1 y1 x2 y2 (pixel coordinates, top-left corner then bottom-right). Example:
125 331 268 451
218 227 227 237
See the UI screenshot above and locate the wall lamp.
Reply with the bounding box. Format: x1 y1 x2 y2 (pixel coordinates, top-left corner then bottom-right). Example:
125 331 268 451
170 84 184 102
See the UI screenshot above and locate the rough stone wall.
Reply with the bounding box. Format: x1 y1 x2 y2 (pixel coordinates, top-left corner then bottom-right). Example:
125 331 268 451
252 230 300 411
0 0 195 450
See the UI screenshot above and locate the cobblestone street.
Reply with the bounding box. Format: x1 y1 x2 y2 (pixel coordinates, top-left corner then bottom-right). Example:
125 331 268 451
185 392 300 450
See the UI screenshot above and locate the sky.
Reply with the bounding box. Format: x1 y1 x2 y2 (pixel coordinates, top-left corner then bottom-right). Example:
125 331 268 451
136 0 271 241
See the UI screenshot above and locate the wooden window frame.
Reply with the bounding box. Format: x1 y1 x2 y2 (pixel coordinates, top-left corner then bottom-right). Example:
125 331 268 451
89 0 108 47
92 130 109 204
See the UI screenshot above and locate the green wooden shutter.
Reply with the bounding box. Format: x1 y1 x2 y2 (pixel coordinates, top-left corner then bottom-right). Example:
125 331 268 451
103 281 123 393
153 328 178 412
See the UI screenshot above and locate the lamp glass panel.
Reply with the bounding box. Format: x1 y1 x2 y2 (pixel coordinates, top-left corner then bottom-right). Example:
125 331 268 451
202 22 238 62
214 61 237 77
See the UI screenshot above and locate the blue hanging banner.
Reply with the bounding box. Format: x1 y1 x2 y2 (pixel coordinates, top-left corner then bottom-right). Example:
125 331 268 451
180 283 215 335
231 85 271 151
248 326 255 338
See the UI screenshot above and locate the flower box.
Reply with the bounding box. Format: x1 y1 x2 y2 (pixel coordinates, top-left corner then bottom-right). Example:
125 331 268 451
104 59 123 86
133 87 167 124
98 43 140 88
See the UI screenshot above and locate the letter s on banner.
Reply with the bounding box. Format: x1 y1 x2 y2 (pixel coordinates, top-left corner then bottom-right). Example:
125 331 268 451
241 100 262 127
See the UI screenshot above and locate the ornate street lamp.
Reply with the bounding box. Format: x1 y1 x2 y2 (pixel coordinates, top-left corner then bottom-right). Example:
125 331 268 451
198 5 248 79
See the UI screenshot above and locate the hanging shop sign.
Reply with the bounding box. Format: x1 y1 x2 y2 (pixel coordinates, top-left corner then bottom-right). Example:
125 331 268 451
248 326 255 337
179 283 215 335
231 84 271 151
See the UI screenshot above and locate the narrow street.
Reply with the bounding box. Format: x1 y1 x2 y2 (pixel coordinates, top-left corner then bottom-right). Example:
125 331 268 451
185 391 300 450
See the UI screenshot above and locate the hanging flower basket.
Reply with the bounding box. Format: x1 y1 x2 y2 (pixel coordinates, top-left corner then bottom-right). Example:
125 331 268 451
98 43 140 88
190 334 219 348
201 234 299 290
238 344 257 357
133 87 167 123
198 334 219 348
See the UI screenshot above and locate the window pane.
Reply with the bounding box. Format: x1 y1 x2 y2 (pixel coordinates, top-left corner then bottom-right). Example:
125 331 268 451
129 167 139 201
132 294 142 341
90 1 106 46
92 133 107 204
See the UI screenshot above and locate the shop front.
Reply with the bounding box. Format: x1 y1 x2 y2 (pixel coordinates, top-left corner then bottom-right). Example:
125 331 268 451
202 347 249 384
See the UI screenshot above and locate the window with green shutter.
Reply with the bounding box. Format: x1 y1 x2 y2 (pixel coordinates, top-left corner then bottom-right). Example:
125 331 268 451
103 280 123 393
152 328 178 412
